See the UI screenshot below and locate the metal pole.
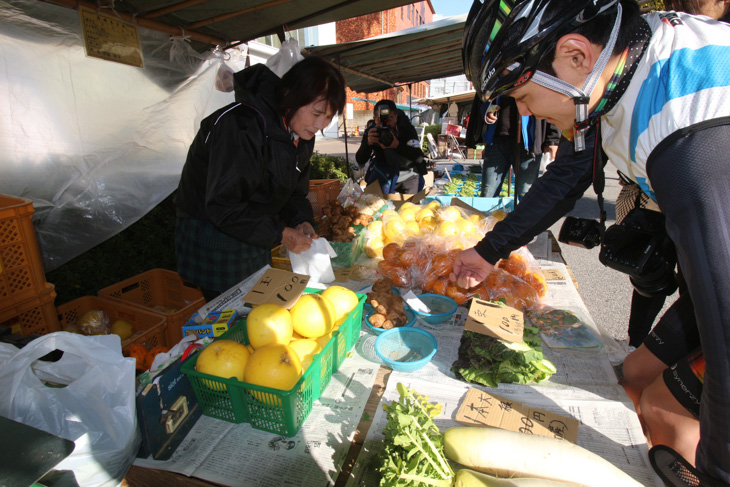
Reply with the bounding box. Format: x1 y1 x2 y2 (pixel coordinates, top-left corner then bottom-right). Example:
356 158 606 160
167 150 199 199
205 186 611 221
337 54 351 180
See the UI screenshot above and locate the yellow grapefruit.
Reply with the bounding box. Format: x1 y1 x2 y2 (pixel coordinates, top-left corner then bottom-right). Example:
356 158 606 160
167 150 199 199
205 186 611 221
440 205 463 222
415 207 435 222
364 236 385 258
290 293 336 338
196 339 250 391
245 303 293 349
244 343 302 405
288 339 322 370
321 285 360 326
110 319 134 340
315 332 334 351
398 206 418 222
406 220 420 237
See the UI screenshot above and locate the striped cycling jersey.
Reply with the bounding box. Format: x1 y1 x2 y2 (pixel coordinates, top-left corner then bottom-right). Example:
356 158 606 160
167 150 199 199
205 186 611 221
601 11 730 202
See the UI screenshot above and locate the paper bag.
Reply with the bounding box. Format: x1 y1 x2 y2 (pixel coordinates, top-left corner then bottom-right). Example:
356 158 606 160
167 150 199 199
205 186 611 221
290 238 337 284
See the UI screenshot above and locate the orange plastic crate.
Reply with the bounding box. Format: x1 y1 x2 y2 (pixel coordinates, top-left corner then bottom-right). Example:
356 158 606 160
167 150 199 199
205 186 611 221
0 194 47 306
97 269 205 346
57 296 167 353
0 283 59 336
307 179 340 222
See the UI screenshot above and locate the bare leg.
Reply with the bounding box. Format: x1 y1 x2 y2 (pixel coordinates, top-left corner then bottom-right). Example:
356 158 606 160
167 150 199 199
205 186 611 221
640 374 700 465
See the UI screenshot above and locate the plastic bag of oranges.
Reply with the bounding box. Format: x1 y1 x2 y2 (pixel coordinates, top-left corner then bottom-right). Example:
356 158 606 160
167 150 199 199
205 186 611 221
496 247 548 298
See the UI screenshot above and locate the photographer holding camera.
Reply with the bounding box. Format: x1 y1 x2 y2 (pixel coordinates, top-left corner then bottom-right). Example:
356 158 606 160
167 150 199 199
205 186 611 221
355 99 427 194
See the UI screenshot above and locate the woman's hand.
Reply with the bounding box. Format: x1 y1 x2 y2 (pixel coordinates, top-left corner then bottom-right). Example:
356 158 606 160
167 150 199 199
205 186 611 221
295 222 318 239
449 247 494 289
282 227 314 254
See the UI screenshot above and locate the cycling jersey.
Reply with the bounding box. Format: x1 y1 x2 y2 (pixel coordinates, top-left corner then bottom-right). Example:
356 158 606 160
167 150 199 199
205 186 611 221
601 11 730 201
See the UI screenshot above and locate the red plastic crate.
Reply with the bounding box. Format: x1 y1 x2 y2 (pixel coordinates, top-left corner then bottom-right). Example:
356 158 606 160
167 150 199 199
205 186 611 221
57 296 167 353
307 179 340 222
0 283 59 336
97 269 205 346
0 194 47 306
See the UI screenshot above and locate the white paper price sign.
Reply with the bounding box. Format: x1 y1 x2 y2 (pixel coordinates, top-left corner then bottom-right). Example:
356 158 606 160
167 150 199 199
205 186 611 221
464 299 524 343
243 268 309 308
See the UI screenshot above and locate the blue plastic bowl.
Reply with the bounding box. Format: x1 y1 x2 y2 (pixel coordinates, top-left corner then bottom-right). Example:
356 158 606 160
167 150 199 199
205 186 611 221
409 294 458 325
364 307 416 336
374 327 438 372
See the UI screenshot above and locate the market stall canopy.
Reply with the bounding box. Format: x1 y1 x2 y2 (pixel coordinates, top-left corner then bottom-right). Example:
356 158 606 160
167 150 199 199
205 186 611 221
415 90 476 108
42 0 421 51
302 14 467 93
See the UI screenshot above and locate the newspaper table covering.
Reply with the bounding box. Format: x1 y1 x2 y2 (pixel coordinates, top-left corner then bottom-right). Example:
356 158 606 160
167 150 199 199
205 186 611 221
133 351 381 486
133 231 658 486
344 232 663 486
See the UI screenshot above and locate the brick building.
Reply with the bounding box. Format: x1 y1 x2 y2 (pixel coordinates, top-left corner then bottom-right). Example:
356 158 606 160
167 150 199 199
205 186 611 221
337 2 435 134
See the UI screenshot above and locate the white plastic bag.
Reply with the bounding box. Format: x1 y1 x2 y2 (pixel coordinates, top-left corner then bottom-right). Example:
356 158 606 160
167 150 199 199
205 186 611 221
337 179 364 206
0 332 141 487
265 38 305 78
290 237 337 284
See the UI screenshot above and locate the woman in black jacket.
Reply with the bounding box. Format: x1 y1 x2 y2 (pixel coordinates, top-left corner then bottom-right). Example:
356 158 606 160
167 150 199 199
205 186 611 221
175 57 346 300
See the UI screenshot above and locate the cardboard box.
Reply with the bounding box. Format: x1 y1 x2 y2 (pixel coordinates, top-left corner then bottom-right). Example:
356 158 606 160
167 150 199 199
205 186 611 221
182 309 238 339
467 148 484 159
424 196 515 215
136 357 202 460
362 182 433 209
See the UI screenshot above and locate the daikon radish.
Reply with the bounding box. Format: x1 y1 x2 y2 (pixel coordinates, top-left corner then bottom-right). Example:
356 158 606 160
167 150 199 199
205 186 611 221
443 427 642 487
455 468 586 486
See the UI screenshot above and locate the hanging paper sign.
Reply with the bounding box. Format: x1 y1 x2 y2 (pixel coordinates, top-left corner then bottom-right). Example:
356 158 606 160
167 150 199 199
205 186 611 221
80 5 144 68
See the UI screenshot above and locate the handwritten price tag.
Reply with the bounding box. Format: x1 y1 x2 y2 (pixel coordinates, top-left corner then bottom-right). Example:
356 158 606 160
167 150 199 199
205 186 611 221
542 268 565 281
455 388 579 443
464 299 524 343
334 267 352 282
243 268 309 308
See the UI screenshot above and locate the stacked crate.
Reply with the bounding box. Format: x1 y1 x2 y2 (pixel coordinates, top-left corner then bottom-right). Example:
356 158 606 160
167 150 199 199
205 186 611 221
0 194 60 335
98 268 205 346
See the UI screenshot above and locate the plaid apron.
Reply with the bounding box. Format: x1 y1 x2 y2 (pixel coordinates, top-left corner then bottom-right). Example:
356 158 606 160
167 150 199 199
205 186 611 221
175 217 271 293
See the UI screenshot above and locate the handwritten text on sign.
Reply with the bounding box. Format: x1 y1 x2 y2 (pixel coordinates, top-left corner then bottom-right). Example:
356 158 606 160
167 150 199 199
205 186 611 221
455 388 579 443
464 299 524 343
243 268 309 308
79 6 143 68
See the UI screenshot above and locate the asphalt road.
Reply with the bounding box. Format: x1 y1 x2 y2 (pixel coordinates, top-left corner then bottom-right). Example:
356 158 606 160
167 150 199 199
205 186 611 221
314 135 677 344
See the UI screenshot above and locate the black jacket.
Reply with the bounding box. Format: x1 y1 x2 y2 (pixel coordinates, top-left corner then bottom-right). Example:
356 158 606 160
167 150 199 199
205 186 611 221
355 111 424 174
475 126 598 264
175 64 314 249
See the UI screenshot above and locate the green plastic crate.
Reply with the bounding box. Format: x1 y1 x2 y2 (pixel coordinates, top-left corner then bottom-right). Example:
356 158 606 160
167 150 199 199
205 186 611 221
330 291 366 372
330 230 365 268
181 288 365 436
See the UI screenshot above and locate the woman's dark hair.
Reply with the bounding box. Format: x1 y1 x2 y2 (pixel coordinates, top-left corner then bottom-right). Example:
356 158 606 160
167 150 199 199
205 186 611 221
277 56 346 124
536 0 642 75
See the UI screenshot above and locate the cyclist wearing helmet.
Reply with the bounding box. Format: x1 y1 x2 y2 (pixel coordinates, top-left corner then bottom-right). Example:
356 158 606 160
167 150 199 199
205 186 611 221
454 0 730 483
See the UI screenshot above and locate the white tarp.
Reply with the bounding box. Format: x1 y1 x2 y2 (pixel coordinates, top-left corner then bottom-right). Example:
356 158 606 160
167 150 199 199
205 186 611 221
0 0 248 271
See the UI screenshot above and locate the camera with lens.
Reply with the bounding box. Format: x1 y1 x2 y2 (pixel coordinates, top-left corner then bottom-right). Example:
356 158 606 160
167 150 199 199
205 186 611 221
559 208 678 297
375 107 395 147
558 216 602 249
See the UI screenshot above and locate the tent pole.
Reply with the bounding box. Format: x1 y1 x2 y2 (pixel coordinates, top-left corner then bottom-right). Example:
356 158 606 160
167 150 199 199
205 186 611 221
338 54 351 180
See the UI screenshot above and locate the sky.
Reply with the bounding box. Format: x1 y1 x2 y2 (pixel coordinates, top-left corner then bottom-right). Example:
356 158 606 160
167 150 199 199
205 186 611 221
430 0 474 19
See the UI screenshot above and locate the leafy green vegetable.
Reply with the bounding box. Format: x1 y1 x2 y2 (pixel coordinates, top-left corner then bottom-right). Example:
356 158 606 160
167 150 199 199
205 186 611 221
378 383 454 487
451 326 557 387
